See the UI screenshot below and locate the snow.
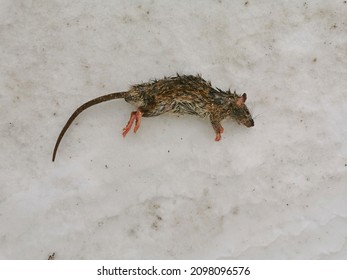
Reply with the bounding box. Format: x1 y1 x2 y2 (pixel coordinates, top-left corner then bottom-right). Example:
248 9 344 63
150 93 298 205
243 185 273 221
0 0 346 259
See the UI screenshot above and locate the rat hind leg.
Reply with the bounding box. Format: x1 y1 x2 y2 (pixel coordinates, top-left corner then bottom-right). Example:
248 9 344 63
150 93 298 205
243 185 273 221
122 110 142 137
122 102 174 138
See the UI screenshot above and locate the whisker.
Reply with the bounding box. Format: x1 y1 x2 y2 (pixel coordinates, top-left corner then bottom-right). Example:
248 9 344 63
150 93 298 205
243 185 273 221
247 101 256 116
253 112 265 119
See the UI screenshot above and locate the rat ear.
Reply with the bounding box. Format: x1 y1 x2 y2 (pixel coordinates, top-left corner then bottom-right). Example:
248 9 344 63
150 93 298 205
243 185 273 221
236 93 247 106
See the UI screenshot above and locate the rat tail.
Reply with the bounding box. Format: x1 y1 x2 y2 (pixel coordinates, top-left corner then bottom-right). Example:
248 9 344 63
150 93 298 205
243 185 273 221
52 91 128 162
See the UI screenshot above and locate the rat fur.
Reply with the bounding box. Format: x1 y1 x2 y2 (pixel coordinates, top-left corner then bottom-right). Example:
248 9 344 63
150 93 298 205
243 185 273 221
52 74 254 161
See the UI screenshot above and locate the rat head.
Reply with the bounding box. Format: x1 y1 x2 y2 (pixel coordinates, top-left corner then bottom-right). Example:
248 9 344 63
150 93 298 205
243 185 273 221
232 93 254 127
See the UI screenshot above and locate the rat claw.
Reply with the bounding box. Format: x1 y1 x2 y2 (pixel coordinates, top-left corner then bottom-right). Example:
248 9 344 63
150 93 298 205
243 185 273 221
122 125 132 137
215 133 221 141
214 126 223 141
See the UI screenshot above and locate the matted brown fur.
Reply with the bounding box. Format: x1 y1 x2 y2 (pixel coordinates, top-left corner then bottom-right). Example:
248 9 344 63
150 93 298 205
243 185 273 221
52 74 254 161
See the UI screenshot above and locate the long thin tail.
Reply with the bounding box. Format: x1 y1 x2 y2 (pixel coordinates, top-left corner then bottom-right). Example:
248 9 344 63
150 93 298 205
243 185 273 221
52 91 128 162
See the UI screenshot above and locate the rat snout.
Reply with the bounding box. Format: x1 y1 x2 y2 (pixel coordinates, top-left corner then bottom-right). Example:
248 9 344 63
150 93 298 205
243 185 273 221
245 119 254 127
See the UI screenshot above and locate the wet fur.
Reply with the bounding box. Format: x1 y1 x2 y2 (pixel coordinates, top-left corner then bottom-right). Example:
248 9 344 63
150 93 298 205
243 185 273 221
52 74 254 161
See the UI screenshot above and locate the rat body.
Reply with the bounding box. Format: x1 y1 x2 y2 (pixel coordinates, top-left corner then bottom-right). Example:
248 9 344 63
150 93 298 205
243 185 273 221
52 74 254 161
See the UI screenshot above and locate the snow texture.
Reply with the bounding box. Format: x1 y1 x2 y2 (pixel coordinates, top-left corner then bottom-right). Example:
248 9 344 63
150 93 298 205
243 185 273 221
0 0 346 259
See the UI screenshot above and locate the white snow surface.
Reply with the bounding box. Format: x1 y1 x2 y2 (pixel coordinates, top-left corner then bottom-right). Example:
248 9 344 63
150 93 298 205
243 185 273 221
0 0 346 259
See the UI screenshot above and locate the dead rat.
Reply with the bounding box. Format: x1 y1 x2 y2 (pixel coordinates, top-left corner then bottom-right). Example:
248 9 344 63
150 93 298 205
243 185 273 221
52 74 254 161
